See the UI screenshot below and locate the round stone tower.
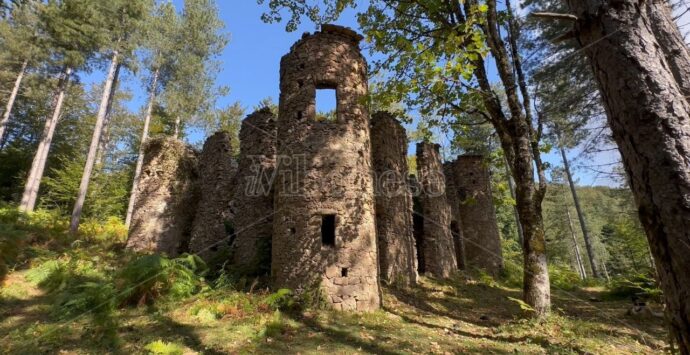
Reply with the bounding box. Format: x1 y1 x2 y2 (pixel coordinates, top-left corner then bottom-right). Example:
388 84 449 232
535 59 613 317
272 25 380 311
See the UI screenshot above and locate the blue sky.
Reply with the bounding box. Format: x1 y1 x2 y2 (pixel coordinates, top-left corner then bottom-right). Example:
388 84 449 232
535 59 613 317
85 1 621 187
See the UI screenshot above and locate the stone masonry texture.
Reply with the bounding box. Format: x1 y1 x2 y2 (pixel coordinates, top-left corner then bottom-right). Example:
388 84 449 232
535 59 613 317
371 111 417 286
189 131 238 262
444 162 467 270
446 156 504 275
272 25 381 311
126 137 199 256
416 142 457 278
231 108 277 276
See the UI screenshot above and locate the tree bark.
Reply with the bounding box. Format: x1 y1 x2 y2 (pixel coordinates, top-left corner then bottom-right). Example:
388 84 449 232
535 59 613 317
125 69 159 228
69 51 120 233
173 116 181 139
647 0 690 101
19 67 72 213
95 62 122 167
567 1 690 351
0 59 28 146
505 157 525 247
559 144 600 278
566 209 587 280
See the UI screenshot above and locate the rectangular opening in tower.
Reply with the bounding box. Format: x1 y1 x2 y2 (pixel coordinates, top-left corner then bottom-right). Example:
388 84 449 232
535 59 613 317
315 86 337 122
321 214 336 247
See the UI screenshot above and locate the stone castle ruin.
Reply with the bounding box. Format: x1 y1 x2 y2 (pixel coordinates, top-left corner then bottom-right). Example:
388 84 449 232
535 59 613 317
371 111 417 286
189 131 237 261
271 25 381 311
125 25 503 312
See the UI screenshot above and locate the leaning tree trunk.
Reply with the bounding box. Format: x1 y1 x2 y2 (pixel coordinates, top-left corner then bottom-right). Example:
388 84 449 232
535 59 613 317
0 59 28 146
566 209 587 280
19 67 72 213
567 1 690 351
125 69 159 228
559 144 600 278
95 62 122 167
69 51 120 233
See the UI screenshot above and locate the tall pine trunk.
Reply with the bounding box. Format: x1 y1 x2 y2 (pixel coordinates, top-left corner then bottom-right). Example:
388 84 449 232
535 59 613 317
566 209 587 280
647 0 690 100
19 67 72 213
567 1 690 351
125 69 159 228
69 51 120 233
559 144 600 278
0 59 28 146
95 62 122 167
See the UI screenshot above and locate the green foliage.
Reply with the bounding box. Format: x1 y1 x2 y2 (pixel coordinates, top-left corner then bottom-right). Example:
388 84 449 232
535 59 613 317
263 288 295 311
0 223 24 282
117 253 209 306
144 340 185 355
606 274 663 302
548 264 583 292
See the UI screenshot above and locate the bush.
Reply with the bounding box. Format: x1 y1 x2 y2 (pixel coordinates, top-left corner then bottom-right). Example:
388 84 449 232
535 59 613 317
117 254 209 306
144 340 185 355
263 288 295 311
548 264 583 291
606 274 662 302
0 224 24 283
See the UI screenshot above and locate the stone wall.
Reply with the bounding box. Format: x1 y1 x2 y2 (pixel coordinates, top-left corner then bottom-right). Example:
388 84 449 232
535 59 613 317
371 111 417 286
231 108 277 275
444 163 467 270
189 131 237 262
445 156 503 275
415 142 457 278
126 137 199 256
272 25 381 311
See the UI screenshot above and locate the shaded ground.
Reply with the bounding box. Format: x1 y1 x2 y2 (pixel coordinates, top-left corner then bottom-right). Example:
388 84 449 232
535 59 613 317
1 269 668 354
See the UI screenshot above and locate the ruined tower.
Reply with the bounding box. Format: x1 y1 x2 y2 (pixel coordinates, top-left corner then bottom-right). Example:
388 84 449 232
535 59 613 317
126 137 199 256
231 108 277 275
415 142 457 278
272 25 381 311
444 162 467 270
189 132 237 262
446 156 503 275
371 111 417 286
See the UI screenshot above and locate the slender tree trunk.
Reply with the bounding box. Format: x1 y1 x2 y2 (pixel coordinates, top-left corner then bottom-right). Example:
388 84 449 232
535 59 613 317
95 62 122 167
69 51 120 233
19 67 72 213
559 144 600 278
505 157 524 247
568 1 690 351
125 69 159 228
173 116 181 139
0 59 28 146
566 209 587 279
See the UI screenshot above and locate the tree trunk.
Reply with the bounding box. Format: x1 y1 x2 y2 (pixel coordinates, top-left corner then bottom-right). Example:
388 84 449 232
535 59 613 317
513 149 551 317
125 69 159 228
0 59 28 146
567 1 690 351
19 67 72 213
647 0 690 101
95 62 122 167
173 116 181 139
566 209 587 280
559 145 600 278
69 51 120 233
505 157 525 247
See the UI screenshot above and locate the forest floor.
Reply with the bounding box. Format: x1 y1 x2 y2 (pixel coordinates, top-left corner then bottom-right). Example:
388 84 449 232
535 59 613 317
0 208 670 354
1 266 669 354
